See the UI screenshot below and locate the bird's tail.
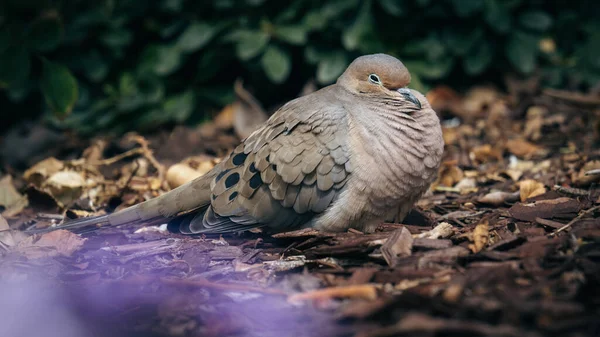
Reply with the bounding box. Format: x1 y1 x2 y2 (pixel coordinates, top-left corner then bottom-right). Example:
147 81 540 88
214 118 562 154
29 170 217 233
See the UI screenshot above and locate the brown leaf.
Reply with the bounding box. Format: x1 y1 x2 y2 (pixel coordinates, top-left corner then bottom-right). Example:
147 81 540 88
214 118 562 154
505 138 545 159
469 220 489 253
232 79 269 139
519 179 547 202
573 160 600 186
470 144 503 164
15 229 86 259
23 157 64 186
42 170 86 207
437 163 464 187
0 175 28 216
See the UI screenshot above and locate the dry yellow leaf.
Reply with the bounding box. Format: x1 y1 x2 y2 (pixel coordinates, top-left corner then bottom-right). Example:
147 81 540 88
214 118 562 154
468 220 489 253
519 179 546 202
470 144 502 163
506 138 544 159
23 157 64 186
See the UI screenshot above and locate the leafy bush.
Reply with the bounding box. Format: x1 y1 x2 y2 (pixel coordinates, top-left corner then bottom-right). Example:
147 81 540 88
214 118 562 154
1 0 598 135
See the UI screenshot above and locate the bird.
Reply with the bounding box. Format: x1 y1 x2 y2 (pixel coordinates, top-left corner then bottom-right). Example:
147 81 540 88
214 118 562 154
47 53 444 235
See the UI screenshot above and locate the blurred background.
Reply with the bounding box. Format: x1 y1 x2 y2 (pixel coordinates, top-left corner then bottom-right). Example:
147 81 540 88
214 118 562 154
0 0 598 142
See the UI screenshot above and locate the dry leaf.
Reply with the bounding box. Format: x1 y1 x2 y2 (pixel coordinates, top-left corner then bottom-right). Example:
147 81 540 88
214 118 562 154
43 171 86 207
573 160 600 186
437 163 464 187
166 163 204 188
470 144 503 163
519 179 546 202
477 191 519 206
23 157 64 186
415 222 454 239
214 104 234 130
523 106 547 141
15 229 86 259
505 138 545 159
0 175 28 217
468 220 489 253
232 79 269 139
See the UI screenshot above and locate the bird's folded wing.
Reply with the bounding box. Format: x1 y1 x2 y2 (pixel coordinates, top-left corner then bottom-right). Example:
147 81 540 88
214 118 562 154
181 94 353 233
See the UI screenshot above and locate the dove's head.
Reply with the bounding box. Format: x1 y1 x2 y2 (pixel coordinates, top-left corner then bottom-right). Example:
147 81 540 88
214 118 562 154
337 53 425 112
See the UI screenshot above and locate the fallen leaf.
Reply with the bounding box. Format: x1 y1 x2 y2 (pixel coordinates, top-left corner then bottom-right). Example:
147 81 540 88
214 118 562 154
166 163 203 188
232 79 269 139
469 220 489 253
470 144 503 163
15 229 86 259
415 222 454 239
0 175 29 216
437 163 464 187
519 179 547 201
523 106 547 141
506 138 546 159
573 160 600 186
23 157 64 186
477 191 519 206
43 170 86 207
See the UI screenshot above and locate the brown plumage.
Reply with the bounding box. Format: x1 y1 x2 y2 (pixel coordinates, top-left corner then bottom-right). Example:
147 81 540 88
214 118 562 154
48 53 444 234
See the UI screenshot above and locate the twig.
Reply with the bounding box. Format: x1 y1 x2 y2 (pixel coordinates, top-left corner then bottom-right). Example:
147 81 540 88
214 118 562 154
94 147 145 166
549 205 600 236
128 135 167 189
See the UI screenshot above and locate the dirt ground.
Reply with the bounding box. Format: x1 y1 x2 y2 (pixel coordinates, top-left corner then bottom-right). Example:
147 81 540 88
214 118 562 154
1 82 600 337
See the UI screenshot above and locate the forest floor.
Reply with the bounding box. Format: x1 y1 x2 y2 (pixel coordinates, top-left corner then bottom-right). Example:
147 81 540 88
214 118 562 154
1 81 600 337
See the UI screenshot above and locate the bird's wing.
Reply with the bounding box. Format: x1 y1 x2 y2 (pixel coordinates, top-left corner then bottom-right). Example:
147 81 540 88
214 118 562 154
176 91 353 234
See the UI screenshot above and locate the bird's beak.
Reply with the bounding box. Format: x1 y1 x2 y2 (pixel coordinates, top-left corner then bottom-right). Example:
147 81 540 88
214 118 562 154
397 88 421 109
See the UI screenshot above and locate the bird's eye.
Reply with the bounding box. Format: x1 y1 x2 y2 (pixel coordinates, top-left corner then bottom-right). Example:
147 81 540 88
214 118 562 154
368 74 381 84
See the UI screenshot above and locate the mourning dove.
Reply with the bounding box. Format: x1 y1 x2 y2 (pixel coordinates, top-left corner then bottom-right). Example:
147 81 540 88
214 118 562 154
50 54 444 234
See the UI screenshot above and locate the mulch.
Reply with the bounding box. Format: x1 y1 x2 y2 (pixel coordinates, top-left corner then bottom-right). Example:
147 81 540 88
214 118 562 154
1 82 600 337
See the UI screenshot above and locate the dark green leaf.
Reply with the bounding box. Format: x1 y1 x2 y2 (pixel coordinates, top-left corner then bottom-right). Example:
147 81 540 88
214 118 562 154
316 52 348 84
0 46 30 87
229 30 269 60
139 44 182 75
519 11 553 32
80 50 109 82
100 28 132 49
176 21 219 52
261 45 291 83
163 90 195 122
450 0 483 17
506 31 539 74
407 72 427 92
305 46 328 64
484 0 511 33
464 41 493 75
378 0 403 16
273 25 307 45
26 15 64 52
303 11 328 31
443 28 483 56
405 57 454 80
40 59 78 118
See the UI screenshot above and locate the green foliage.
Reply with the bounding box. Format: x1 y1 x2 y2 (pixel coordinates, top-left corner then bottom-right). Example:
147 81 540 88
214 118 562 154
1 0 599 135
